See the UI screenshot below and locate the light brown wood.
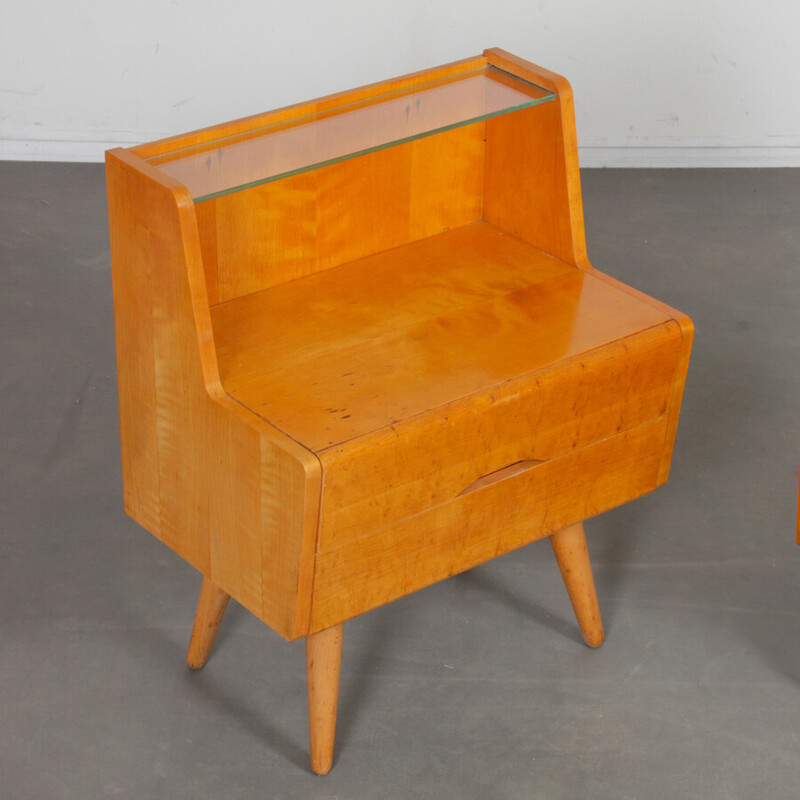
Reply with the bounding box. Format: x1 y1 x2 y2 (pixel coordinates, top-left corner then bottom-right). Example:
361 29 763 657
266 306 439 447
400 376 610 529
484 48 586 267
482 48 694 488
317 323 680 548
195 123 484 305
106 149 321 641
306 624 343 775
212 223 677 451
584 269 694 484
311 417 666 632
210 221 684 553
549 523 605 648
108 51 694 772
187 576 231 669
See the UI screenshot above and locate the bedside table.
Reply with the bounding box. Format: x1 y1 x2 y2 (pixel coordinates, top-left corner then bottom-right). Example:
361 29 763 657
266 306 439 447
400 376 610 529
106 48 693 774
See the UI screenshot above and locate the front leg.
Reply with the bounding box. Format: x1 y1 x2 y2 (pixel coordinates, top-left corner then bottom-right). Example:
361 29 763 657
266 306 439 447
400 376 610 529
306 623 344 775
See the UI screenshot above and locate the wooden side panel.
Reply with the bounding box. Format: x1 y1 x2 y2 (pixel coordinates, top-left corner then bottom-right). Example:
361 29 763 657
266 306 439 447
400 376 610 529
484 103 571 262
483 48 586 267
205 411 264 613
310 417 667 632
318 323 682 549
197 124 485 303
483 48 694 486
261 437 319 632
656 312 693 483
586 270 695 484
151 282 215 574
106 149 320 640
108 174 162 535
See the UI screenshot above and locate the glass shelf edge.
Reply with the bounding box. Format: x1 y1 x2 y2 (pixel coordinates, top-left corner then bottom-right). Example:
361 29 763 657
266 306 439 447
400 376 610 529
143 65 555 203
149 66 540 164
157 67 490 164
192 92 554 204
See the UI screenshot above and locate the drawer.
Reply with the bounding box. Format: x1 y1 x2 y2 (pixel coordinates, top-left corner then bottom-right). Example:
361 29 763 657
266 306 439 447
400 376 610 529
311 414 669 632
317 321 682 550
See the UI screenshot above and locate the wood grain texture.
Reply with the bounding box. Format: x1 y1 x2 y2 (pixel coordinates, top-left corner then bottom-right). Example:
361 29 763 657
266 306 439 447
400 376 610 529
409 122 485 241
549 523 604 648
106 148 321 641
208 220 687 552
109 52 694 644
196 123 484 304
109 51 696 772
483 48 586 267
306 624 343 775
310 416 668 632
187 576 231 669
194 199 220 305
108 161 162 536
210 170 318 303
318 321 681 548
580 270 694 484
483 48 693 485
212 223 674 453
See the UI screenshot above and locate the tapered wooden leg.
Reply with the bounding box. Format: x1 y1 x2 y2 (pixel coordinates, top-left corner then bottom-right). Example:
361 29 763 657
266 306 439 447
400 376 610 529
306 623 343 775
187 577 230 670
550 522 605 648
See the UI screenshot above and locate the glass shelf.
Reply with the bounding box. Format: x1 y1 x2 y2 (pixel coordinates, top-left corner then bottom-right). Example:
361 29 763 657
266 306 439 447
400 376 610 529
147 66 554 203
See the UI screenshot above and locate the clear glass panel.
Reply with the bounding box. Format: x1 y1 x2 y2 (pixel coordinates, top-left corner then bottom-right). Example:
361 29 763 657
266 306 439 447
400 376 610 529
148 66 554 203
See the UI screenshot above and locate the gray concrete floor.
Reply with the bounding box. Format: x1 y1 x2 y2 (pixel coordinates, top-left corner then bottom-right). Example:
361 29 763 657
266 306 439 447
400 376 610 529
1 163 799 799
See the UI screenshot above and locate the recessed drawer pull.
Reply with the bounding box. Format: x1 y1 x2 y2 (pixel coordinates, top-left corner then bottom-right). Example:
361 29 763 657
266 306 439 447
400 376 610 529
458 458 546 496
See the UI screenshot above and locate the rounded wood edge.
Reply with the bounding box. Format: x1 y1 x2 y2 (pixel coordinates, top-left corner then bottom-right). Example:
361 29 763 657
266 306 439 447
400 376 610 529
108 149 324 468
586 265 695 335
483 48 587 266
484 47 573 99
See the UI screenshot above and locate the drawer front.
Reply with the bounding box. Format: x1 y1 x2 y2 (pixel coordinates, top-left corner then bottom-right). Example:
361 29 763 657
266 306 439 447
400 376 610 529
311 415 668 632
317 322 682 551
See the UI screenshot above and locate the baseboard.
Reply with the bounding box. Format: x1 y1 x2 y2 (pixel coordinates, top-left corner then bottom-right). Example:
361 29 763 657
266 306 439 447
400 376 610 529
579 146 800 168
2 138 800 168
0 138 142 162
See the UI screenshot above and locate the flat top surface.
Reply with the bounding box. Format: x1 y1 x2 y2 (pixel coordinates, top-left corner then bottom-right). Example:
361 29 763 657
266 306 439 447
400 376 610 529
145 66 552 202
5 163 800 800
211 222 673 451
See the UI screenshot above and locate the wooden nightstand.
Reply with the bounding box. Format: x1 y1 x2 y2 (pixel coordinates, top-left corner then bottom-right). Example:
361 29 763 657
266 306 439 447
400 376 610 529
106 48 693 774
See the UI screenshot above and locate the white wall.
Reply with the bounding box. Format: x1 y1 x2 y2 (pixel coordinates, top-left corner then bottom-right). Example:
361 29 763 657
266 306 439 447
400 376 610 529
2 0 799 166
